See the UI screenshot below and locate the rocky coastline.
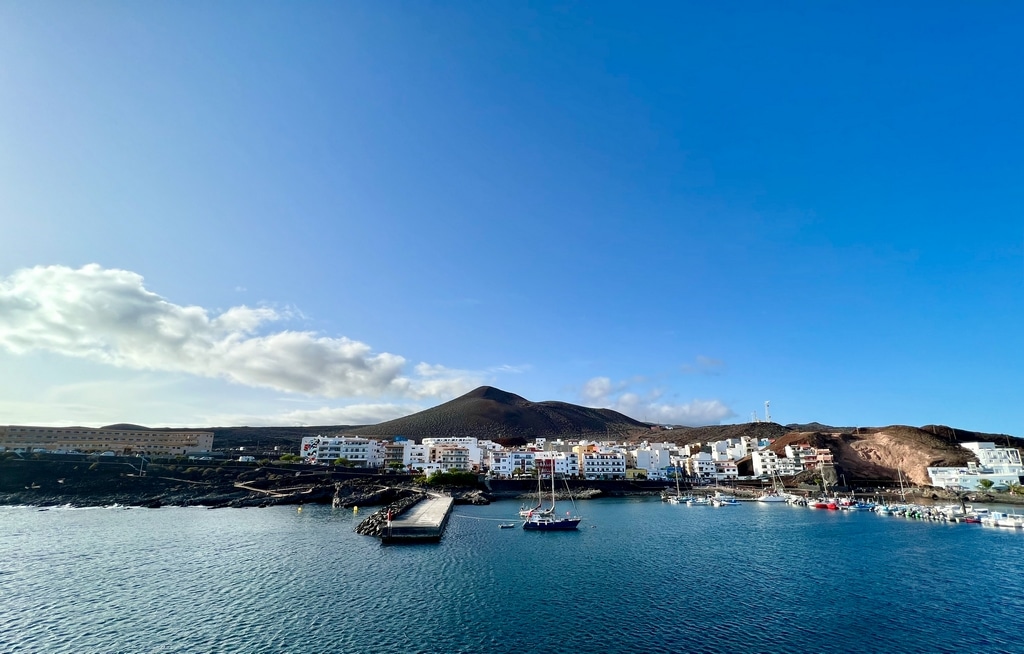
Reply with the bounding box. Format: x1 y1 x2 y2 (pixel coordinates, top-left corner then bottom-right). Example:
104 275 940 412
4 456 1022 510
0 457 542 509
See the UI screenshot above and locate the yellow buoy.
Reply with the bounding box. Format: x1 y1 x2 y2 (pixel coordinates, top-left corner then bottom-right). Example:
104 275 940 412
353 506 359 513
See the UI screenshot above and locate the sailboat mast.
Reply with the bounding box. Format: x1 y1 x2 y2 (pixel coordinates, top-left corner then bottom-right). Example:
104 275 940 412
550 464 557 511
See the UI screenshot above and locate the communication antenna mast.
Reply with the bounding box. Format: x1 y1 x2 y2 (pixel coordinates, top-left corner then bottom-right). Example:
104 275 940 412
764 401 771 423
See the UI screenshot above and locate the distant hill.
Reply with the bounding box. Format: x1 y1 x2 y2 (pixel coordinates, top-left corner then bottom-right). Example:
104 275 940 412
649 422 791 446
345 386 648 442
208 426 353 453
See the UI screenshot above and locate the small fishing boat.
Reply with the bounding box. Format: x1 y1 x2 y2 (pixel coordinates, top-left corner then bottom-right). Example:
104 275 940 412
499 523 516 529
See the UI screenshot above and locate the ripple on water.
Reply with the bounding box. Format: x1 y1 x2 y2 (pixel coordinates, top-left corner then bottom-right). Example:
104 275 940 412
2 501 1022 653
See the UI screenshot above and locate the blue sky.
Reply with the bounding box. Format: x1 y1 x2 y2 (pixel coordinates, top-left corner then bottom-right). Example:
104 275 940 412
1 2 1021 434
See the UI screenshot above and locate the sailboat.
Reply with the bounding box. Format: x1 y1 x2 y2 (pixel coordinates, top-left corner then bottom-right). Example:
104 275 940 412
666 469 690 504
519 470 554 517
757 469 789 503
523 472 581 531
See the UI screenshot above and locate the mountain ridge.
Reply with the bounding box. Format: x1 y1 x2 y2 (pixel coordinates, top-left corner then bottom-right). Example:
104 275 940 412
345 385 648 441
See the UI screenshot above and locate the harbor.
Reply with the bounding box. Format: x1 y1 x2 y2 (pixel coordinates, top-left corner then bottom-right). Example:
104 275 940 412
378 493 455 543
6 497 1023 653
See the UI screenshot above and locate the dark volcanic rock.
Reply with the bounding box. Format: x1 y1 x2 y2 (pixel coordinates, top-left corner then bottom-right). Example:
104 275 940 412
354 493 427 537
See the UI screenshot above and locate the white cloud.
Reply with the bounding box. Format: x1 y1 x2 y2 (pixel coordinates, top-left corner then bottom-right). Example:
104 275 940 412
580 375 736 426
681 355 725 375
489 363 531 374
0 264 478 400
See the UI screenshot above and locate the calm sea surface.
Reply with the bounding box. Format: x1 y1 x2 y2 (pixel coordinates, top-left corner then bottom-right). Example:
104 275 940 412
2 498 1022 654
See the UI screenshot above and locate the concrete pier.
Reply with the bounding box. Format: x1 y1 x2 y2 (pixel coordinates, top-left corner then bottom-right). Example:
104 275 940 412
381 494 454 543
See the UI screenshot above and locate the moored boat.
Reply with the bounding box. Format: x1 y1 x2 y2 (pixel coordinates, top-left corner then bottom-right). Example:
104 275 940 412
523 473 581 531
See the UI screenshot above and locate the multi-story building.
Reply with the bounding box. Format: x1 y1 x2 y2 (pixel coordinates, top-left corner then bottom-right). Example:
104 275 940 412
785 445 818 471
487 451 513 477
686 452 717 479
422 437 484 469
632 443 673 479
535 451 580 477
486 450 537 478
751 450 779 477
928 442 1024 490
577 448 626 480
815 448 834 466
437 445 471 472
965 441 1023 471
713 459 738 481
384 442 406 469
300 436 384 468
776 456 802 477
0 425 213 456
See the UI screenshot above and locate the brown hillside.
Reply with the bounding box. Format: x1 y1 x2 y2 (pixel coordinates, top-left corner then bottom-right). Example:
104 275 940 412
767 426 979 485
346 386 647 441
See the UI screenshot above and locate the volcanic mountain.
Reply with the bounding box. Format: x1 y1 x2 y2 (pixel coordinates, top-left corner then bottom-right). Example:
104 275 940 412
345 386 648 443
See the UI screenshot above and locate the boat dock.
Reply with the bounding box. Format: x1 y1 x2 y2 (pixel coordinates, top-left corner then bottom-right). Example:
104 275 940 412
381 494 454 543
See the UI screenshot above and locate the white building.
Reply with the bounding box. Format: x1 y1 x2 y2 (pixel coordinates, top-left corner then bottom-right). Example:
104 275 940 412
713 459 738 480
785 445 819 471
535 451 580 477
578 449 626 480
686 452 717 479
436 445 472 472
300 436 384 468
752 450 779 477
422 437 483 469
928 442 1024 491
965 441 1024 471
487 450 537 478
776 456 802 476
631 443 673 479
487 451 514 478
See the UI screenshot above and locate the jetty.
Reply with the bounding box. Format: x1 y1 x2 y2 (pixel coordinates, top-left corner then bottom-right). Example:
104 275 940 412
380 493 454 543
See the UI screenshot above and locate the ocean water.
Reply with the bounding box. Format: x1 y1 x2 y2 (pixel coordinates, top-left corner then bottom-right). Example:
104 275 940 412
2 498 1022 654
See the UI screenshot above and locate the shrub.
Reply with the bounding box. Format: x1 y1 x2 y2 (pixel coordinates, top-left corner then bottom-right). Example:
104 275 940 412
423 470 478 488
